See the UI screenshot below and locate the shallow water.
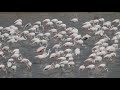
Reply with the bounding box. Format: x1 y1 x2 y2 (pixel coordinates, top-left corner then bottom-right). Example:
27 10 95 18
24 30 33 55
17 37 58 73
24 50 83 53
0 12 120 78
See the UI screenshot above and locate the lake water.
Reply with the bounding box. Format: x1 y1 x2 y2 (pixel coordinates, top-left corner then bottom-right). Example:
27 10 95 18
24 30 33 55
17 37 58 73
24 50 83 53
0 12 120 78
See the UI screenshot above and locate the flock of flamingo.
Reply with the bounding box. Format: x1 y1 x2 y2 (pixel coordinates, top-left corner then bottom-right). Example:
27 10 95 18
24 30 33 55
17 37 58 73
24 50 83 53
0 17 120 77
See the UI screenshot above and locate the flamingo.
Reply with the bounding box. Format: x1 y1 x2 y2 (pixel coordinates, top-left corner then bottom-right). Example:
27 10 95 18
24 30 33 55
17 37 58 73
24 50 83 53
98 63 108 72
63 42 74 47
15 21 22 26
115 32 120 35
24 23 32 30
99 46 106 51
49 28 57 33
82 34 91 40
56 21 63 25
28 32 35 38
83 21 91 25
70 28 78 34
44 32 51 38
8 58 14 62
104 54 113 61
68 57 74 61
60 60 68 65
0 26 3 31
3 33 9 38
58 57 66 61
89 27 98 32
31 38 41 45
100 50 108 56
14 19 22 23
84 58 95 64
74 35 82 40
7 61 12 68
40 39 48 46
110 52 116 57
110 27 118 31
59 31 67 35
0 34 4 40
29 27 37 32
36 46 46 53
52 43 62 51
46 21 53 26
0 50 5 58
86 64 95 70
82 23 92 29
34 21 41 25
35 49 51 60
36 33 44 38
59 24 66 28
43 19 50 23
106 46 116 52
89 53 97 58
51 19 58 23
11 53 21 60
74 48 81 57
7 38 17 43
79 65 85 70
2 46 10 51
50 53 57 59
112 44 119 49
103 21 111 26
68 61 75 68
43 63 55 71
74 39 84 46
102 43 108 47
65 53 73 58
65 38 73 42
99 18 105 22
70 18 78 22
9 25 18 30
94 56 102 63
54 63 60 69
26 61 32 70
112 19 120 23
0 64 7 72
93 19 99 24
102 26 109 31
11 65 17 72
114 40 119 44
12 49 19 53
64 48 72 53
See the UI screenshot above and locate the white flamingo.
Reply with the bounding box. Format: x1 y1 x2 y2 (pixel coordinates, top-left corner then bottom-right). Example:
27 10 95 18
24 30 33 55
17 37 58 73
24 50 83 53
58 57 66 61
70 18 78 22
51 19 58 23
79 65 85 70
98 63 108 72
35 49 51 60
43 63 55 71
68 61 75 68
11 65 17 72
36 46 46 53
94 56 102 63
0 64 7 72
74 48 81 57
7 61 12 68
86 64 95 70
63 42 74 47
14 19 22 23
54 63 60 69
64 48 72 53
